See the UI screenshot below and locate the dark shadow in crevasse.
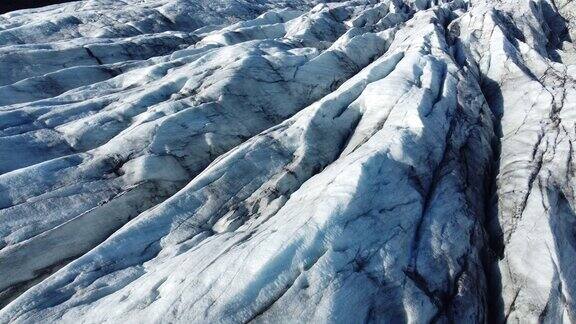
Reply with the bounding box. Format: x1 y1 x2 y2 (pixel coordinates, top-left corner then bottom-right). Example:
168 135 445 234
539 0 572 63
543 188 576 322
480 76 506 324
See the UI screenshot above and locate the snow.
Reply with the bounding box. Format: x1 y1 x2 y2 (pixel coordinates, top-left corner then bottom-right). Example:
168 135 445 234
1 0 576 322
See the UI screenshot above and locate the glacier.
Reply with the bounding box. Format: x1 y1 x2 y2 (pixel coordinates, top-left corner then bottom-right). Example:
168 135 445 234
0 0 575 322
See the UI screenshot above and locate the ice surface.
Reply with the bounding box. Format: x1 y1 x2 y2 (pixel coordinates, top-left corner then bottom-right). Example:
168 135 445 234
1 0 576 322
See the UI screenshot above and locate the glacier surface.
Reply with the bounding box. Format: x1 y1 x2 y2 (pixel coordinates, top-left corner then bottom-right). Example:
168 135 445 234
1 0 576 322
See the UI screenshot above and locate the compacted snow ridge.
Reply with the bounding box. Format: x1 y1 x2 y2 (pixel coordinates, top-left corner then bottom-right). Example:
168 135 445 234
0 0 575 322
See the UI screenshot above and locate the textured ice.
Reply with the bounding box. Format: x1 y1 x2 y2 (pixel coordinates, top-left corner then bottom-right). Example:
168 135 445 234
1 0 576 322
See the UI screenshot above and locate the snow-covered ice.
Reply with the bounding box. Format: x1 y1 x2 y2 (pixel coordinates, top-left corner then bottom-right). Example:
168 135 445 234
1 0 576 322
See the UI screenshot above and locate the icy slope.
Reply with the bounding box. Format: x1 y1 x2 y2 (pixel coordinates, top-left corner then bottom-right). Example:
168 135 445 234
0 0 575 322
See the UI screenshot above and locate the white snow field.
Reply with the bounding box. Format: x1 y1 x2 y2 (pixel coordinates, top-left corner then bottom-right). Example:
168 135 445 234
1 0 576 322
